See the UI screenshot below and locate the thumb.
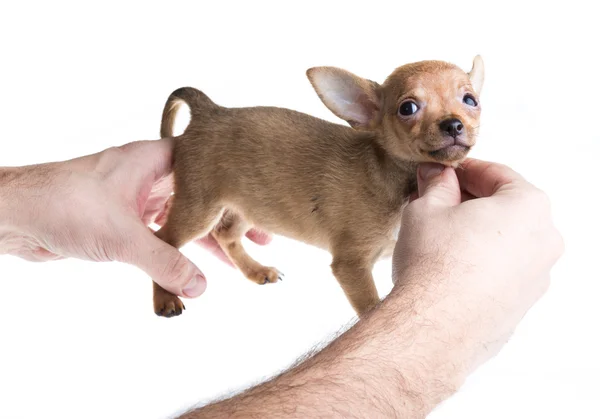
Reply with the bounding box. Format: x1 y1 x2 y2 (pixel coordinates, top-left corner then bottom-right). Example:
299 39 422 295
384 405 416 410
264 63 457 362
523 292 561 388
125 225 207 298
417 163 462 207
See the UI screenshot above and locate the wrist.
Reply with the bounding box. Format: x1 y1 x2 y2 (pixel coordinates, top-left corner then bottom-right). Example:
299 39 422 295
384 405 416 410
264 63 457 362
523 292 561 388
384 287 468 414
0 168 19 228
285 286 467 417
390 266 478 397
187 270 471 418
0 164 58 229
0 167 22 254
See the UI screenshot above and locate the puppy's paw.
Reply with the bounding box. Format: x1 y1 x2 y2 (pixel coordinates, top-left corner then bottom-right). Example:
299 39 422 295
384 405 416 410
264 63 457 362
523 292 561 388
248 267 284 285
154 294 185 318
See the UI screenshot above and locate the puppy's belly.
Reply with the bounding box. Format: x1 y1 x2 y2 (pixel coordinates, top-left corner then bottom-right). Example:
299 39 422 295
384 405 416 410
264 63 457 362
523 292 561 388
227 203 332 251
223 199 402 257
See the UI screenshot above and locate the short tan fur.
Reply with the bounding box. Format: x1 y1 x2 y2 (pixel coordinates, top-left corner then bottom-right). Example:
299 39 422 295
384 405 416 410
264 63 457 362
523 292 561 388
152 56 484 318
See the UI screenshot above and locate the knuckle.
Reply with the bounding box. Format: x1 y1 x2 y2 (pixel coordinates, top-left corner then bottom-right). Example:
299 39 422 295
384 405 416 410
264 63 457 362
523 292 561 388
407 195 436 214
103 146 125 160
536 188 552 207
402 203 419 219
403 201 426 222
159 252 189 285
117 141 144 153
539 275 551 296
552 229 566 258
492 162 512 176
529 187 551 208
95 147 124 175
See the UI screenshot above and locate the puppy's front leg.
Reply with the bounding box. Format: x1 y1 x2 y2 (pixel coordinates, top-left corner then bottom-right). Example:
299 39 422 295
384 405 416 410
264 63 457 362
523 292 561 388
330 253 380 317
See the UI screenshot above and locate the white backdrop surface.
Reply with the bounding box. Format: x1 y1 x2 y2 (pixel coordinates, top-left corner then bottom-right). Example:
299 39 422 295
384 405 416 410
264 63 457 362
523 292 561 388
0 1 597 418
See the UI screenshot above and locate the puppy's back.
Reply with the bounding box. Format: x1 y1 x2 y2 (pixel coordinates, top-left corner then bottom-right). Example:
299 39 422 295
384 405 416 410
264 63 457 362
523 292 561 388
163 88 405 250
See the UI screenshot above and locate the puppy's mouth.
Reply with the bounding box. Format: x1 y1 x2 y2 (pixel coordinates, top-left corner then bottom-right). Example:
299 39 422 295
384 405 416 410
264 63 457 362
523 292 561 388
427 144 471 161
422 137 472 162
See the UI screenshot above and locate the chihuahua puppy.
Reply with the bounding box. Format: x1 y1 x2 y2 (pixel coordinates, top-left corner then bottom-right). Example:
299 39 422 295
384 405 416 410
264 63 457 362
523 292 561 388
153 56 484 318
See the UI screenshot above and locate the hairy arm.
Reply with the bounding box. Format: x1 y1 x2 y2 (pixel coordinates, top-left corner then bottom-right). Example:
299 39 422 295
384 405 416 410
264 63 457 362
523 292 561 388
178 160 563 418
1 154 561 418
0 167 13 217
0 167 29 253
2 163 455 417
0 168 10 243
180 279 467 419
0 141 271 295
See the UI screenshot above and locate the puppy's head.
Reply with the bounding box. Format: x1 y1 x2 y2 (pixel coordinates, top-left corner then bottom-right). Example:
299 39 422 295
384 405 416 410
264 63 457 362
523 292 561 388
307 56 484 166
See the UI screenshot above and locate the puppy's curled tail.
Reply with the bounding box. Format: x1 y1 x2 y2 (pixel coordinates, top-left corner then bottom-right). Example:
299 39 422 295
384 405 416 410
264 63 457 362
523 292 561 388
160 87 216 138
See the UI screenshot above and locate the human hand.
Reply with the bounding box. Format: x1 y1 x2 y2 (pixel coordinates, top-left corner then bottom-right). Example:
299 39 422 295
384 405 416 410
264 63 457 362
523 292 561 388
392 159 564 377
0 139 271 298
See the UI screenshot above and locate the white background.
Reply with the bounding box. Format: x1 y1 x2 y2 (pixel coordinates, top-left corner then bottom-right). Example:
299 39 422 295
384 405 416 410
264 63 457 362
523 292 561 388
0 1 598 418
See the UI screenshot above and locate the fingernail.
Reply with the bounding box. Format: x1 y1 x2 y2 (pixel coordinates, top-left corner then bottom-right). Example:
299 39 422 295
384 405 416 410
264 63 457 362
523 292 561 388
183 274 207 298
419 163 444 181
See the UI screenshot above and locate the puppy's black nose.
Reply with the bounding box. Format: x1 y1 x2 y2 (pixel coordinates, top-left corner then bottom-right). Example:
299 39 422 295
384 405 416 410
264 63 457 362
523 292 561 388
439 118 464 138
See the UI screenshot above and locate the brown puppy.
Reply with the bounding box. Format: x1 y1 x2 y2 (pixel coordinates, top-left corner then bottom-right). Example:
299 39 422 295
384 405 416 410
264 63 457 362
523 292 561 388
153 56 484 318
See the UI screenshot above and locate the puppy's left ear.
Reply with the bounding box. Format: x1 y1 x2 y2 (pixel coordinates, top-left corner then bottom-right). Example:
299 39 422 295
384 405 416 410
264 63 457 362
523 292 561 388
468 55 485 94
306 67 381 130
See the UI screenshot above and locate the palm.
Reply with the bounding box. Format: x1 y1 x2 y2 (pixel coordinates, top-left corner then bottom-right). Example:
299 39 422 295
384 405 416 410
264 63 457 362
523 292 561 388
6 140 271 267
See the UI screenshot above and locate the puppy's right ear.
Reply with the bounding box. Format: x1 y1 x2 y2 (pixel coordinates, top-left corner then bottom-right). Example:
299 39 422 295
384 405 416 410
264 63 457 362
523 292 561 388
306 67 381 130
468 55 485 94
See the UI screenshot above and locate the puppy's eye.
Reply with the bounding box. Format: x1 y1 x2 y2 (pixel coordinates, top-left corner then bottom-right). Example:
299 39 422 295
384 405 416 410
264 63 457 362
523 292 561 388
398 101 419 116
463 94 478 107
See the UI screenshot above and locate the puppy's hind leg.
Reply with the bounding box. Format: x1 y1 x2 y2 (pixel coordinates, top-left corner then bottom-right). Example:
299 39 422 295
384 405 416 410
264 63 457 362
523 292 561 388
212 211 283 285
152 195 224 318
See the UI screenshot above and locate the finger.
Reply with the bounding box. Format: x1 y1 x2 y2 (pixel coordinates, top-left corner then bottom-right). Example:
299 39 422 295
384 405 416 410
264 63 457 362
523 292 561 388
461 190 477 202
15 248 65 262
149 173 174 197
456 158 525 198
118 138 175 182
143 193 173 226
123 225 207 298
151 195 173 227
119 139 174 220
153 206 236 268
193 235 236 268
153 209 168 227
34 247 64 261
408 190 419 203
245 228 273 246
416 163 462 207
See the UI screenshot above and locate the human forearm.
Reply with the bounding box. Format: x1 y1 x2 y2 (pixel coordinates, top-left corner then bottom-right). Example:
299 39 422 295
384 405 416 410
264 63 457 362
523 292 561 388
0 167 17 215
0 164 59 254
1 139 277 300
179 284 467 419
177 160 564 419
0 167 23 251
0 164 53 226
